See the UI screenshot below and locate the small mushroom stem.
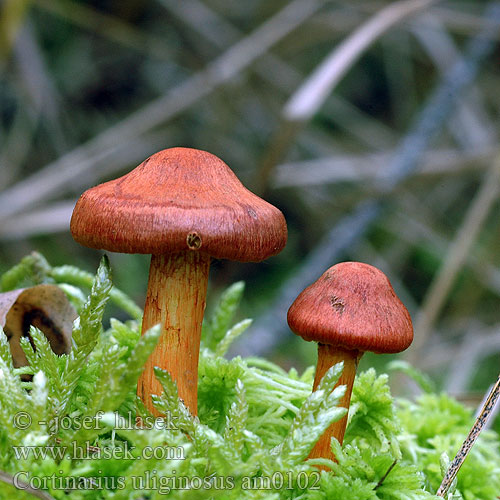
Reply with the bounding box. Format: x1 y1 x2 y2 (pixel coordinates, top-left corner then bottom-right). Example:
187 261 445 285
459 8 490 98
137 251 210 416
309 344 362 462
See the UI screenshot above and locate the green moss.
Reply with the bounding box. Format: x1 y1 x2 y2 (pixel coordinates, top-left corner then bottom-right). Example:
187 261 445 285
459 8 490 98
0 254 498 499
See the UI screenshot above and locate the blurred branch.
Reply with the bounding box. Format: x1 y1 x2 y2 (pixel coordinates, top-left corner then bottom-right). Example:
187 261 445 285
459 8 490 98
445 322 486 394
13 22 67 152
157 0 248 60
284 0 435 123
432 5 500 38
328 2 500 40
11 143 493 240
272 147 496 188
412 13 494 148
0 105 38 189
422 324 500 371
0 201 75 240
388 202 500 298
0 0 32 59
406 154 500 365
7 145 481 237
0 128 170 231
255 0 437 193
160 0 396 151
313 4 500 40
0 0 326 221
381 30 417 130
235 1 500 358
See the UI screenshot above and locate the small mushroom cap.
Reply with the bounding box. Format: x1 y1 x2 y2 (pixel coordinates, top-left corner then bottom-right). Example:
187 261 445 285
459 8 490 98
287 262 413 354
71 147 287 262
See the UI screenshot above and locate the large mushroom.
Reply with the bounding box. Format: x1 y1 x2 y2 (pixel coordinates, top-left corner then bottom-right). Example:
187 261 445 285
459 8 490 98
287 261 413 461
70 147 287 415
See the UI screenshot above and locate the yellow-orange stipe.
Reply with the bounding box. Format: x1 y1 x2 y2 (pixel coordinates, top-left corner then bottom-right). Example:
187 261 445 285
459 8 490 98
308 345 361 461
137 252 210 415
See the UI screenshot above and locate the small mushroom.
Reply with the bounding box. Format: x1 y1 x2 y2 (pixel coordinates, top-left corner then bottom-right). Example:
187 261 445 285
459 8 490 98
70 147 287 415
287 261 413 461
0 285 75 373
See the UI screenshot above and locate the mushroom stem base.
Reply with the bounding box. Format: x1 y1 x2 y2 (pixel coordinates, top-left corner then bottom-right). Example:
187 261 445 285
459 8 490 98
137 251 210 416
309 344 362 462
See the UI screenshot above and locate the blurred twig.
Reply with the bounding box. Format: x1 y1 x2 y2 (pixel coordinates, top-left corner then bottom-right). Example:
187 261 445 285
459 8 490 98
412 13 494 148
445 322 487 394
432 5 500 38
272 147 495 188
0 201 77 239
236 1 500 358
11 143 494 238
0 0 326 220
254 0 437 193
13 23 67 152
0 105 38 189
406 154 500 365
421 325 500 371
0 129 170 237
284 0 436 123
0 0 32 59
388 203 500 298
160 0 396 151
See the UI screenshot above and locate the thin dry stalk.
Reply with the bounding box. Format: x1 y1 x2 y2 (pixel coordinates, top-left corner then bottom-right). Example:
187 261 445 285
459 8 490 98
162 0 396 152
436 375 500 497
272 148 495 188
284 0 436 122
411 14 494 148
256 0 437 192
407 154 500 365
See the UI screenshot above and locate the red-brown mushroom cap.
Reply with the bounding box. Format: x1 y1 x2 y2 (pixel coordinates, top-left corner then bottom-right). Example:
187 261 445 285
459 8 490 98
287 262 413 354
70 147 287 262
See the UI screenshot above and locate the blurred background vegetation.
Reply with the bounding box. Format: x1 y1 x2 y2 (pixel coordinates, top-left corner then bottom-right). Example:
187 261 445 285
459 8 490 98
0 0 499 414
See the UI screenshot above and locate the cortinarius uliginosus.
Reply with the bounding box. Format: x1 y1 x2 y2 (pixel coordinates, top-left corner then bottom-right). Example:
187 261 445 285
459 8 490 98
287 261 413 461
71 147 287 415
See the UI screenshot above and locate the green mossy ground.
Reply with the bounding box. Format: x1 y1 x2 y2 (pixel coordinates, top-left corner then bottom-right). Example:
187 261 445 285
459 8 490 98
0 254 499 499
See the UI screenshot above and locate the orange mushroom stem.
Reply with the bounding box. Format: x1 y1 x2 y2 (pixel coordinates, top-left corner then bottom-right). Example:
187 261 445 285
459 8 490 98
310 344 361 459
287 262 413 463
138 252 210 414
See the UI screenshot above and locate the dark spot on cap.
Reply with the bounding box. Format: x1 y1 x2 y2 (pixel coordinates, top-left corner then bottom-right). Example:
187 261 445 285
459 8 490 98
247 208 257 219
330 295 345 313
186 232 202 250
